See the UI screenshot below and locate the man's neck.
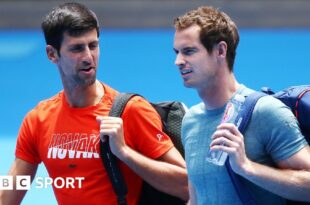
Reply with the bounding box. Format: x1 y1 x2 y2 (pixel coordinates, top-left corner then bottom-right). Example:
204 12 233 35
199 73 240 110
64 80 104 108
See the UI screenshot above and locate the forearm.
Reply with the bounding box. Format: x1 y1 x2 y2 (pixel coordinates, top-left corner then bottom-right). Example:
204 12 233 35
118 146 188 200
214 123 310 201
0 158 38 205
97 116 188 199
0 189 27 205
240 161 310 201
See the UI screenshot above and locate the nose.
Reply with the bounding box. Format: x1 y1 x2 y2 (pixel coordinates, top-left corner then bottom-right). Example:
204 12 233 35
175 53 185 68
82 47 93 65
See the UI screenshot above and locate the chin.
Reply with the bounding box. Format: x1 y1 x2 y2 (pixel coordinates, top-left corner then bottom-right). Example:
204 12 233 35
183 81 194 88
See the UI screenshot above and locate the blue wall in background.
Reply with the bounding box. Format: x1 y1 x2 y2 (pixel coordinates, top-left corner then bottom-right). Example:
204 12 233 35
1 28 310 137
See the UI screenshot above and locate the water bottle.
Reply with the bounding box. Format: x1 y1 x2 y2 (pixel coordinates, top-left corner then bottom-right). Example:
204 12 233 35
206 94 245 166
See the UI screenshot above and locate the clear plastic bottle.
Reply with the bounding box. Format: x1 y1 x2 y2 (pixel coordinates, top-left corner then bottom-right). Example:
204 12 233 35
206 94 246 166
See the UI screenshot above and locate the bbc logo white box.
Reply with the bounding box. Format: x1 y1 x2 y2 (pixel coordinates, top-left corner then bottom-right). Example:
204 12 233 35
16 175 31 190
0 176 13 190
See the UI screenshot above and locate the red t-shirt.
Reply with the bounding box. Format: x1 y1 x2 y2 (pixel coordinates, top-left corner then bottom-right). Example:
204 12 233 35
16 83 174 205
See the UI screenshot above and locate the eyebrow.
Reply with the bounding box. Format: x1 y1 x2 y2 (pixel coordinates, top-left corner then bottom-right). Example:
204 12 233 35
173 46 197 52
180 46 198 53
183 46 197 50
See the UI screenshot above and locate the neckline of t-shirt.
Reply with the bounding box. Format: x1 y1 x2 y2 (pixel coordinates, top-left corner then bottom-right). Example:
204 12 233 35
204 84 246 117
61 82 111 112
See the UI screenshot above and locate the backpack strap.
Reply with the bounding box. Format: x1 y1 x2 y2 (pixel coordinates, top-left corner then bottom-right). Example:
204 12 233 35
100 93 138 205
225 92 266 205
236 92 267 133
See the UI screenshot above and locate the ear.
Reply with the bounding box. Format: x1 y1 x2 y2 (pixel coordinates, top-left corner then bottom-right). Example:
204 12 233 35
46 45 59 63
217 41 227 58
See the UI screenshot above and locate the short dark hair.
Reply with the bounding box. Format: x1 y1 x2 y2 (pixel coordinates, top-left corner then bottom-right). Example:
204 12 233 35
174 6 239 71
41 2 100 54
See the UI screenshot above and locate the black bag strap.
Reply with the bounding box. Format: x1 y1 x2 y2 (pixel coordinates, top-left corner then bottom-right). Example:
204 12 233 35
100 93 138 205
225 92 266 205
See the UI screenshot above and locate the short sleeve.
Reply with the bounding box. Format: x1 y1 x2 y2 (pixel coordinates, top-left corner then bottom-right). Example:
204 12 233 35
15 110 41 164
254 96 308 162
121 96 174 159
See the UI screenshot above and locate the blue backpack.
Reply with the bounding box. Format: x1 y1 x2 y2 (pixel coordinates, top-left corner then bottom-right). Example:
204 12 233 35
261 85 310 141
227 85 310 205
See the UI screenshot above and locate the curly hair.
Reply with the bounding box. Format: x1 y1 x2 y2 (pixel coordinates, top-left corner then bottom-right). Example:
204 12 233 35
174 6 239 71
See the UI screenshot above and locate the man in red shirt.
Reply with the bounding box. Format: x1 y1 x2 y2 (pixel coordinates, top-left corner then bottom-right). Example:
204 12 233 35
0 3 188 205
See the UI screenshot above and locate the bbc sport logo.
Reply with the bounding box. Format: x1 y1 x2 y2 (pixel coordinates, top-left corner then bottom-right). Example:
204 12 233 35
0 175 85 190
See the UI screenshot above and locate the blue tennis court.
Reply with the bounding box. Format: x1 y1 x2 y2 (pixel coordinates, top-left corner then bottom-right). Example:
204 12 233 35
1 29 310 204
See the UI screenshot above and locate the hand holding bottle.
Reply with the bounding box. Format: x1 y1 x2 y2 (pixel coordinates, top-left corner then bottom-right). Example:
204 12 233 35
206 94 245 166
